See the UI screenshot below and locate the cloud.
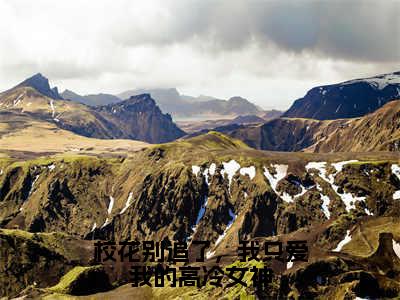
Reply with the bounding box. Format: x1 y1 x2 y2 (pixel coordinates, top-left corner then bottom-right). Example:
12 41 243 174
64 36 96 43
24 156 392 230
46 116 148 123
109 0 400 62
0 0 398 110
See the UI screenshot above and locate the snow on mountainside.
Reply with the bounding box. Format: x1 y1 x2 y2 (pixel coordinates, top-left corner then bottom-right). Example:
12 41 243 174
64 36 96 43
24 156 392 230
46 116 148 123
342 72 400 90
283 71 400 120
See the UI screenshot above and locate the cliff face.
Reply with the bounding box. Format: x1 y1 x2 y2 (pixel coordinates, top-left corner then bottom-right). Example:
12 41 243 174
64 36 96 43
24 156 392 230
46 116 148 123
1 133 400 298
13 73 63 100
0 86 185 144
94 94 186 143
1 133 400 243
283 72 400 120
225 99 400 152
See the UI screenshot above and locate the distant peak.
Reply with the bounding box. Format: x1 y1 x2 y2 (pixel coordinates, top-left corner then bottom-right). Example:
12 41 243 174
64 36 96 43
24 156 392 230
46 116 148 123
128 93 153 101
22 73 49 85
31 72 45 79
228 96 248 102
14 73 62 99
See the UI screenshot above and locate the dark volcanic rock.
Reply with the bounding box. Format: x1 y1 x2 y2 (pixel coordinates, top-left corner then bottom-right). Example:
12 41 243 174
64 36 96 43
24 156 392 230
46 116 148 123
14 73 63 99
283 71 400 120
95 93 185 143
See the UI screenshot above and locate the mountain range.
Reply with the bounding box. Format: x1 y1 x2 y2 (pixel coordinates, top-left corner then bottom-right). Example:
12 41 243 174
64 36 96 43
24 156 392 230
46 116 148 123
61 87 264 120
177 111 282 134
0 74 184 144
61 89 121 106
198 98 400 152
2 132 400 298
2 71 400 299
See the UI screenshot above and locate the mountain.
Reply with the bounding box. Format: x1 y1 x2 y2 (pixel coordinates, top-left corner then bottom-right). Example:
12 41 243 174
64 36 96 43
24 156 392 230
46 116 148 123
283 71 400 120
181 94 222 102
220 98 400 152
118 87 183 106
63 87 264 120
0 74 185 144
3 73 400 299
94 94 185 143
0 110 148 156
259 109 283 120
177 111 282 134
117 88 263 119
199 96 262 116
11 73 63 99
1 132 400 298
61 89 121 106
231 114 268 124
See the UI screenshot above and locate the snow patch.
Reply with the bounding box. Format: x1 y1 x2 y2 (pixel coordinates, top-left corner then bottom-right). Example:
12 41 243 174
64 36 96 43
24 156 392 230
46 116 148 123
263 164 288 192
107 196 114 214
307 161 365 212
120 192 133 215
264 164 307 203
203 168 210 185
28 175 40 196
209 163 216 176
337 190 366 212
391 164 400 200
333 230 352 252
393 240 400 259
47 164 55 171
393 191 400 200
206 250 215 259
331 161 365 212
14 93 24 106
331 160 358 173
101 218 110 228
317 184 331 219
287 261 293 269
49 100 56 118
364 208 373 216
191 165 201 176
222 160 241 188
342 73 400 90
239 166 256 180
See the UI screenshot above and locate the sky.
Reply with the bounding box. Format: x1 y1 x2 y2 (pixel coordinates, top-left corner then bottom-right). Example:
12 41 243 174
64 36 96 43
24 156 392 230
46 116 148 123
0 0 399 110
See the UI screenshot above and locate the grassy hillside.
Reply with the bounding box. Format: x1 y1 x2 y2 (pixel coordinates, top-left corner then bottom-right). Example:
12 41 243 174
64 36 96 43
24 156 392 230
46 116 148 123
227 99 400 152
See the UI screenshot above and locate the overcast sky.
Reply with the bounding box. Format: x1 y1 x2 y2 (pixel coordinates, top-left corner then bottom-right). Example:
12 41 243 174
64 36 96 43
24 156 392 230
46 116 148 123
0 0 399 110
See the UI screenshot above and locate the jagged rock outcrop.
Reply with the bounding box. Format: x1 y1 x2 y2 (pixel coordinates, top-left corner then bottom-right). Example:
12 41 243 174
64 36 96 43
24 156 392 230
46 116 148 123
94 94 185 143
1 133 400 298
0 76 186 143
13 73 63 99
